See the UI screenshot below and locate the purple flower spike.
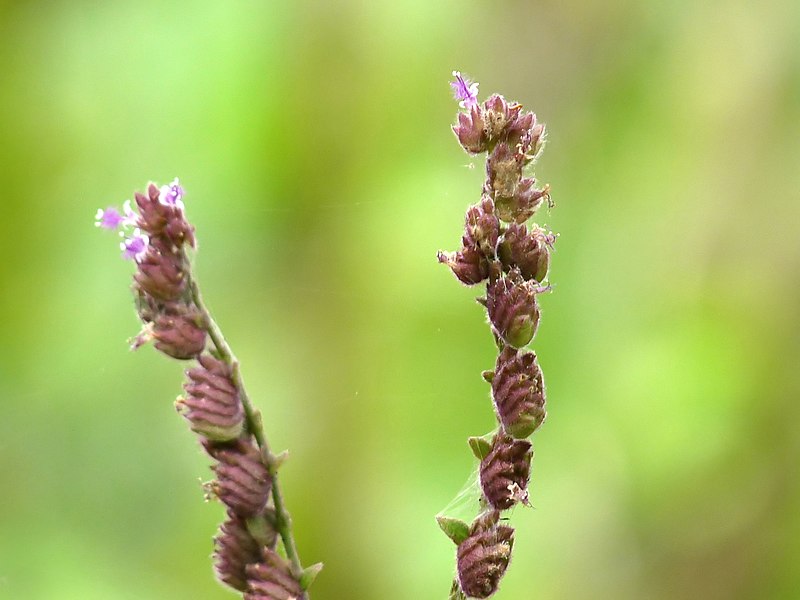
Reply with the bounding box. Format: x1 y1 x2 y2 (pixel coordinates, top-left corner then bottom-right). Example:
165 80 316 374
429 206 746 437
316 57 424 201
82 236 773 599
120 229 149 262
158 177 185 208
95 207 124 230
451 70 479 109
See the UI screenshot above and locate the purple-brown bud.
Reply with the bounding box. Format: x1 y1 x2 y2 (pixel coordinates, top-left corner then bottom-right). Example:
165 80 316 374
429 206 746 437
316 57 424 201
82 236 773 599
482 94 522 145
438 248 490 286
498 223 554 283
491 347 546 438
463 197 500 257
152 306 207 360
134 237 186 302
439 197 502 285
479 433 532 510
486 272 542 348
214 511 264 592
453 105 487 154
206 439 272 517
506 111 546 164
244 547 304 600
135 183 195 247
494 177 550 224
178 354 245 442
456 511 514 599
487 142 522 201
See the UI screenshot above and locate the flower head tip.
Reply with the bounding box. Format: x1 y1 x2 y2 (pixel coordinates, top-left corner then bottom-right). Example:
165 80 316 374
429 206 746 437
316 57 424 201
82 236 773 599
158 177 185 208
451 70 479 109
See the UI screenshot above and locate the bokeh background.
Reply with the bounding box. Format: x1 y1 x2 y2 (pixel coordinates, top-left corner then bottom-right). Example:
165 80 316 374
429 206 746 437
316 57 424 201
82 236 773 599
1 1 798 598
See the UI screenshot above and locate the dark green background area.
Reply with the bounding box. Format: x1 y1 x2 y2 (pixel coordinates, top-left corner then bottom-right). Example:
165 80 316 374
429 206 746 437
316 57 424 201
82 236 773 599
1 2 798 598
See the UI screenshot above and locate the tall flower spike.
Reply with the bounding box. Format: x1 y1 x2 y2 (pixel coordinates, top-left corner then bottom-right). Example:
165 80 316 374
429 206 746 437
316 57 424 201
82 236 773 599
438 74 557 596
96 180 316 598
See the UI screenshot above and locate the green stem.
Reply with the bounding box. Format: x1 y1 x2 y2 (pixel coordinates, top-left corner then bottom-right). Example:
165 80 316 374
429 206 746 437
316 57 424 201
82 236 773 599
186 271 306 585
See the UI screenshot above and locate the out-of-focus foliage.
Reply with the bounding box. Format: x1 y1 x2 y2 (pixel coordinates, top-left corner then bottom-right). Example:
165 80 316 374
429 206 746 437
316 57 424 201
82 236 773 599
0 1 798 598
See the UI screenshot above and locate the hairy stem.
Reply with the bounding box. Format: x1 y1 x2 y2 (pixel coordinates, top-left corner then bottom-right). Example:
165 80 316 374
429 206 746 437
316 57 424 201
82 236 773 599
186 267 306 585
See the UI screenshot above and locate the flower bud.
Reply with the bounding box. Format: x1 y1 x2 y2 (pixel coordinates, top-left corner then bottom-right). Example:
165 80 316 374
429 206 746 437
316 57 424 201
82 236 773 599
498 223 553 283
152 306 207 360
134 183 195 247
437 248 490 286
482 94 522 144
452 105 486 154
506 111 545 164
245 547 304 600
133 190 167 233
486 142 522 201
206 439 272 517
491 347 546 438
134 237 186 302
486 272 541 348
456 511 514 599
214 511 264 592
494 177 549 224
463 197 500 257
178 354 244 442
479 433 532 510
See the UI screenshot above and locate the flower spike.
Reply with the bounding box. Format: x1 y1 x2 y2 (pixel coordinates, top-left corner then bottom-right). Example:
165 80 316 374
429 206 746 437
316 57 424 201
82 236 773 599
95 180 317 598
438 73 558 597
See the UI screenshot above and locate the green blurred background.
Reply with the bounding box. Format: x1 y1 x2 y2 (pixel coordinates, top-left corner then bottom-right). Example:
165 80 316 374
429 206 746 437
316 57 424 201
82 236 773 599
1 1 798 598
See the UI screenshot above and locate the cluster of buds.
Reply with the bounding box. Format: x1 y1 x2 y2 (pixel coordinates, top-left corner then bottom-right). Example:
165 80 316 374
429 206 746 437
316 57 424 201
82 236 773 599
96 181 317 598
438 72 556 598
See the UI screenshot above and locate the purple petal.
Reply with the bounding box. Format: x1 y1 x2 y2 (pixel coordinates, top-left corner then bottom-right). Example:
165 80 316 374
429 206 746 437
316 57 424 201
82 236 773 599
451 70 479 108
95 207 124 230
120 229 149 262
121 199 139 227
158 177 185 207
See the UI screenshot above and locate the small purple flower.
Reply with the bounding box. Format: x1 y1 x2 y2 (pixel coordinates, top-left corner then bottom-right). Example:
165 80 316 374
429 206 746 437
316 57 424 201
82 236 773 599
120 228 149 262
121 200 139 227
451 70 479 109
95 200 139 230
158 178 185 208
95 207 124 230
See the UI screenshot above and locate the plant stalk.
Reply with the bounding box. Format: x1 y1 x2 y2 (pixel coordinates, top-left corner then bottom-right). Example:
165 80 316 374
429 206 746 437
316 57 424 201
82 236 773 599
186 269 306 584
